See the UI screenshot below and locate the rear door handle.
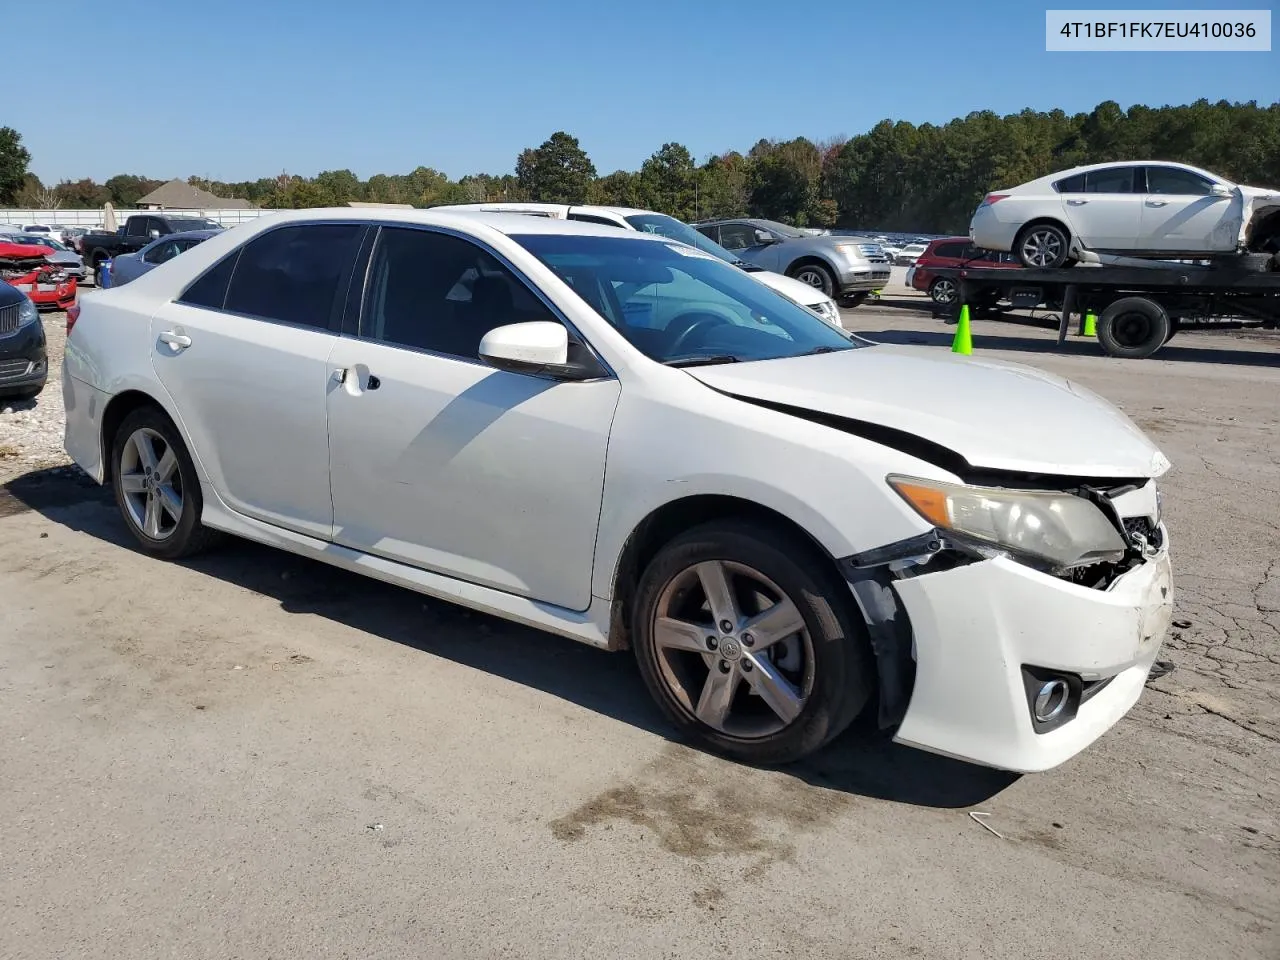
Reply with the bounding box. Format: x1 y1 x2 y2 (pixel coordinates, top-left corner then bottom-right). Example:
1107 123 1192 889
1146 200 1168 207
1066 199 1088 206
158 330 191 350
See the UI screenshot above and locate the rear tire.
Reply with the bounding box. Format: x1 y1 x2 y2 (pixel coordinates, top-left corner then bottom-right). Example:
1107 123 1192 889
1015 222 1073 269
929 277 957 305
1096 297 1170 360
110 406 221 559
632 519 874 766
789 262 836 298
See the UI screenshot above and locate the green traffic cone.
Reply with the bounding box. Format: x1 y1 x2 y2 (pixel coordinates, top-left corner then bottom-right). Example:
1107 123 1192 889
1083 311 1097 337
951 304 973 355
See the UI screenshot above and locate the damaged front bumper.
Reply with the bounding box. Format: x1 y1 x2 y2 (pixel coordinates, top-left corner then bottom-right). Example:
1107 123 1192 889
840 510 1173 773
3 267 77 310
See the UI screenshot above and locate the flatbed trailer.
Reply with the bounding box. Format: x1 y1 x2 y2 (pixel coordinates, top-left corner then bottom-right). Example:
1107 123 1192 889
933 263 1280 359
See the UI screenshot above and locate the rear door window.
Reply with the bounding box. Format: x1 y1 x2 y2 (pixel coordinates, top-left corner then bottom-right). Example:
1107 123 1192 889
1084 167 1137 193
223 223 364 330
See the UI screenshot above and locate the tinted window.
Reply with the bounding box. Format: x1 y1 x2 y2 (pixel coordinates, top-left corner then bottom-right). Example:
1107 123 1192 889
178 250 240 310
718 223 759 250
144 240 181 265
362 227 558 360
1054 173 1086 193
694 224 720 244
1145 167 1213 196
568 213 622 227
932 242 966 258
224 224 363 329
1085 167 1136 193
125 218 149 238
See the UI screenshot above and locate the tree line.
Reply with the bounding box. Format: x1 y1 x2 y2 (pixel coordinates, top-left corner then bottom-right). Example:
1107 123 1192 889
3 99 1278 233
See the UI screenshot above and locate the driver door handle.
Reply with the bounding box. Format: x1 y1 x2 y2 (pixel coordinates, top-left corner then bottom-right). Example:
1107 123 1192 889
1146 200 1168 207
1066 199 1088 206
158 330 191 350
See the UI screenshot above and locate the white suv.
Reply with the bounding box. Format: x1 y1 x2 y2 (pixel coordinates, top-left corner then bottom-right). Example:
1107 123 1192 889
443 203 845 327
970 161 1280 269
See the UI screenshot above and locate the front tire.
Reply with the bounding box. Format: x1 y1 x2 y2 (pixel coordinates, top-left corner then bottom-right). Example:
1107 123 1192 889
1015 222 1073 269
632 520 873 765
110 406 219 559
789 262 836 298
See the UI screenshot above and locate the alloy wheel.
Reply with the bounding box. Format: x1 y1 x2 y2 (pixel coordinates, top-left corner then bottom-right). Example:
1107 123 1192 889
795 268 826 289
1020 228 1064 267
118 427 184 540
930 278 957 304
651 559 815 738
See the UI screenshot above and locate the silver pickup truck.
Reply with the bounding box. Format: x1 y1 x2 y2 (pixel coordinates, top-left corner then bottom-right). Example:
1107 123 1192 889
693 218 892 306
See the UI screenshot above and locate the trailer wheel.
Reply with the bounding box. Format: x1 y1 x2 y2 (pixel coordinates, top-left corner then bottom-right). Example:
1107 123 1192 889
1097 297 1170 360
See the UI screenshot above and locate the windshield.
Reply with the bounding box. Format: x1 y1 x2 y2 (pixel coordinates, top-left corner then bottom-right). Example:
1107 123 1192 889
623 213 757 268
168 218 221 232
3 235 58 249
513 233 861 365
755 219 806 238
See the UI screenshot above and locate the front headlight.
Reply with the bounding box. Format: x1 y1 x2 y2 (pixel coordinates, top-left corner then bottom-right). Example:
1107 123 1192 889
888 475 1127 571
16 296 38 329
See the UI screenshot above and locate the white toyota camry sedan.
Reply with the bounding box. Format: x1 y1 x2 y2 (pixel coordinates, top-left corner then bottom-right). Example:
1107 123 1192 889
62 209 1174 772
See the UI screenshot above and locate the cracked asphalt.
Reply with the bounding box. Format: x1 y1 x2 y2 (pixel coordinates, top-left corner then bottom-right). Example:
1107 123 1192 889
0 301 1276 959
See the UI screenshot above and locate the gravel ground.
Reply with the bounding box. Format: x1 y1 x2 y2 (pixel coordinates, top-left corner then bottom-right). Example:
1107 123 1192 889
0 310 71 473
1 290 1277 959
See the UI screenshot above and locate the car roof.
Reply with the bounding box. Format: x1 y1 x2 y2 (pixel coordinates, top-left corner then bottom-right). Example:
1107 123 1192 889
159 229 223 241
248 206 674 241
439 202 668 220
1028 160 1223 185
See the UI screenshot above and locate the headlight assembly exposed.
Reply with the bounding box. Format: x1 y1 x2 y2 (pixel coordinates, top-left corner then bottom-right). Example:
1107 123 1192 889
888 475 1127 571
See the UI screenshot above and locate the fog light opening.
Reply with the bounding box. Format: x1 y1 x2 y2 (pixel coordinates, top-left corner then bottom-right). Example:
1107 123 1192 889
1033 679 1070 723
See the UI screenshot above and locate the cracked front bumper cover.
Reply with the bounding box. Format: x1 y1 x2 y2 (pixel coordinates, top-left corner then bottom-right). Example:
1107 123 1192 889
842 532 1173 772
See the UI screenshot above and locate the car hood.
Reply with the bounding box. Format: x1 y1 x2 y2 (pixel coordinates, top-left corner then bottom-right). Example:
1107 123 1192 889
752 270 827 307
686 345 1171 478
48 251 81 266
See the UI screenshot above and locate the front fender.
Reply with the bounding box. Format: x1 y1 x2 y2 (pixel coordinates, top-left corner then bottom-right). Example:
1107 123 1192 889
590 380 945 601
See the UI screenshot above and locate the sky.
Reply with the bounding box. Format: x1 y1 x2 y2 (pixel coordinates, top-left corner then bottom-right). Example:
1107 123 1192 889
19 0 1279 185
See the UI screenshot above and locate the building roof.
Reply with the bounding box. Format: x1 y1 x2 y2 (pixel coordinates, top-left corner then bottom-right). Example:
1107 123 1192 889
135 179 252 210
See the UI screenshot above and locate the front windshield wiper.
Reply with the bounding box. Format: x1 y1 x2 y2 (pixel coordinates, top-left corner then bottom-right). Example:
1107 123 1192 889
734 260 762 271
665 355 743 368
802 345 846 355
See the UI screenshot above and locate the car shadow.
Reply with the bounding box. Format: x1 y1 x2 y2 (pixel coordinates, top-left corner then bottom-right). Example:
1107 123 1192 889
2 466 1016 809
859 325 1280 366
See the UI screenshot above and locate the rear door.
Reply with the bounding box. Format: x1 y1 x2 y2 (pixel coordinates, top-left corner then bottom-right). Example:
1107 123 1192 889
1139 166 1241 252
150 222 366 539
1057 166 1144 249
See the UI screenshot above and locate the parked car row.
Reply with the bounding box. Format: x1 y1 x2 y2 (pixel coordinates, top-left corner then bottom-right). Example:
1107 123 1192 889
79 214 223 285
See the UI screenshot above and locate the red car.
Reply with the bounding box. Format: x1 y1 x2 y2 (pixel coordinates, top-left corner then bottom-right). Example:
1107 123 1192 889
0 240 77 311
909 237 1019 306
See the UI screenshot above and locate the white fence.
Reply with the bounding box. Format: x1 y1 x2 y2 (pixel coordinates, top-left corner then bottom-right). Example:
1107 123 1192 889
0 208 273 229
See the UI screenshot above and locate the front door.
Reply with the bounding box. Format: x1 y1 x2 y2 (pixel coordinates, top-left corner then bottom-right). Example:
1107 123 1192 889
150 222 366 539
1139 165 1241 253
326 225 620 611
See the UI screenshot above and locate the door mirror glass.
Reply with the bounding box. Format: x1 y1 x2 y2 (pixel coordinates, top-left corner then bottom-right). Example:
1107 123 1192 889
148 229 161 239
1210 183 1231 198
479 321 569 371
753 229 776 245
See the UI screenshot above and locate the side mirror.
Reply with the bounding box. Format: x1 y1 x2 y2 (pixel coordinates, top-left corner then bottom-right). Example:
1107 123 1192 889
1210 183 1231 198
148 229 161 239
753 229 776 245
480 322 602 380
